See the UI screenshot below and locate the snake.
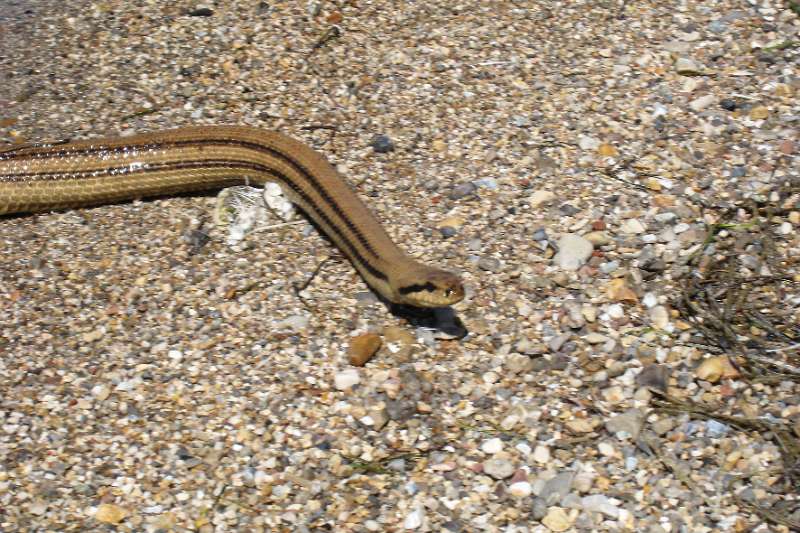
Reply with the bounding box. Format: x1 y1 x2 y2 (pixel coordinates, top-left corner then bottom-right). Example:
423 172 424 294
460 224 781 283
0 125 465 308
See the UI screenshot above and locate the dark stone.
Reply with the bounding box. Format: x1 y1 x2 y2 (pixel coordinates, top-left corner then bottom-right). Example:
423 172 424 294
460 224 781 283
759 53 778 65
439 226 458 238
371 134 395 153
188 7 214 16
730 165 747 178
641 258 667 272
449 182 477 200
559 203 580 216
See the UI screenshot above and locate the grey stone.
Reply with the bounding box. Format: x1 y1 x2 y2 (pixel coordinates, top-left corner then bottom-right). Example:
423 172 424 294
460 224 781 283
605 408 645 439
554 234 594 270
540 471 575 505
450 182 477 199
484 458 515 479
637 364 669 392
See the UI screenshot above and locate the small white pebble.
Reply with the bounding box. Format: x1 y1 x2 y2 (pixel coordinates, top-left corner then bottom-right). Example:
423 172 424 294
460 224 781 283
532 444 550 464
598 441 619 458
482 371 499 384
91 385 110 401
509 481 533 498
403 505 424 529
481 437 503 454
606 304 625 319
642 292 658 308
516 442 532 455
334 368 360 391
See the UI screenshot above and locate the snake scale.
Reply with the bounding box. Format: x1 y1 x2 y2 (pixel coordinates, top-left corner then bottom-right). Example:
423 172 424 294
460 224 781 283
0 126 465 307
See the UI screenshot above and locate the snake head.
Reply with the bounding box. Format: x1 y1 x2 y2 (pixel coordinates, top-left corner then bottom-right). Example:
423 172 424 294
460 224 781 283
391 266 465 308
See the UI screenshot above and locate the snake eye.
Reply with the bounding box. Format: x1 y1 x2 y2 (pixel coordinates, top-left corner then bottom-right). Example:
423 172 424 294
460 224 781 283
445 288 453 297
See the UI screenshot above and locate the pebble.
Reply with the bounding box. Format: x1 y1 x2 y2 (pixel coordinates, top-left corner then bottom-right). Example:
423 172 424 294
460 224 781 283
649 305 670 330
606 279 638 303
637 364 670 392
348 333 382 366
573 472 594 493
437 215 465 230
601 386 627 404
689 95 717 112
778 139 794 155
529 190 556 208
750 106 769 120
606 303 625 318
29 501 47 516
541 507 573 532
653 418 676 436
642 292 658 308
92 384 110 401
541 471 575 503
578 135 601 150
605 408 645 439
506 352 534 374
548 333 570 352
581 494 620 518
583 231 612 246
532 228 549 241
94 504 128 524
598 441 619 458
371 134 395 153
708 19 728 33
695 356 739 383
621 219 646 234
188 6 214 16
477 256 502 272
509 481 533 498
483 458 515 479
565 418 594 434
481 438 504 455
599 260 619 274
277 314 310 332
674 57 704 75
334 368 361 390
585 332 609 344
532 445 551 464
720 98 738 111
706 419 731 438
449 182 477 200
403 506 424 529
473 177 498 190
554 234 594 270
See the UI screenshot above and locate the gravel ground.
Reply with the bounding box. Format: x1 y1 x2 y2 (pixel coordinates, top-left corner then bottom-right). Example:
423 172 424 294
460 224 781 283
1 1 799 532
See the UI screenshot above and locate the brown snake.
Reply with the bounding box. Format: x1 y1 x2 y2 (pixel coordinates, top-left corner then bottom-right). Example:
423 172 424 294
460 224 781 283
0 126 464 307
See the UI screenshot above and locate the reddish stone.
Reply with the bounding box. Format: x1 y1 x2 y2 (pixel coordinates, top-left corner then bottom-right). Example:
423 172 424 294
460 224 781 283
778 139 795 155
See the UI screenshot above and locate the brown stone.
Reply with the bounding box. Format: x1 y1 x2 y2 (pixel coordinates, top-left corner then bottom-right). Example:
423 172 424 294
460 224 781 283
348 333 382 366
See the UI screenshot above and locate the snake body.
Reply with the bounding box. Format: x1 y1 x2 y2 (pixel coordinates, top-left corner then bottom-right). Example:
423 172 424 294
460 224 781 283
0 126 464 307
